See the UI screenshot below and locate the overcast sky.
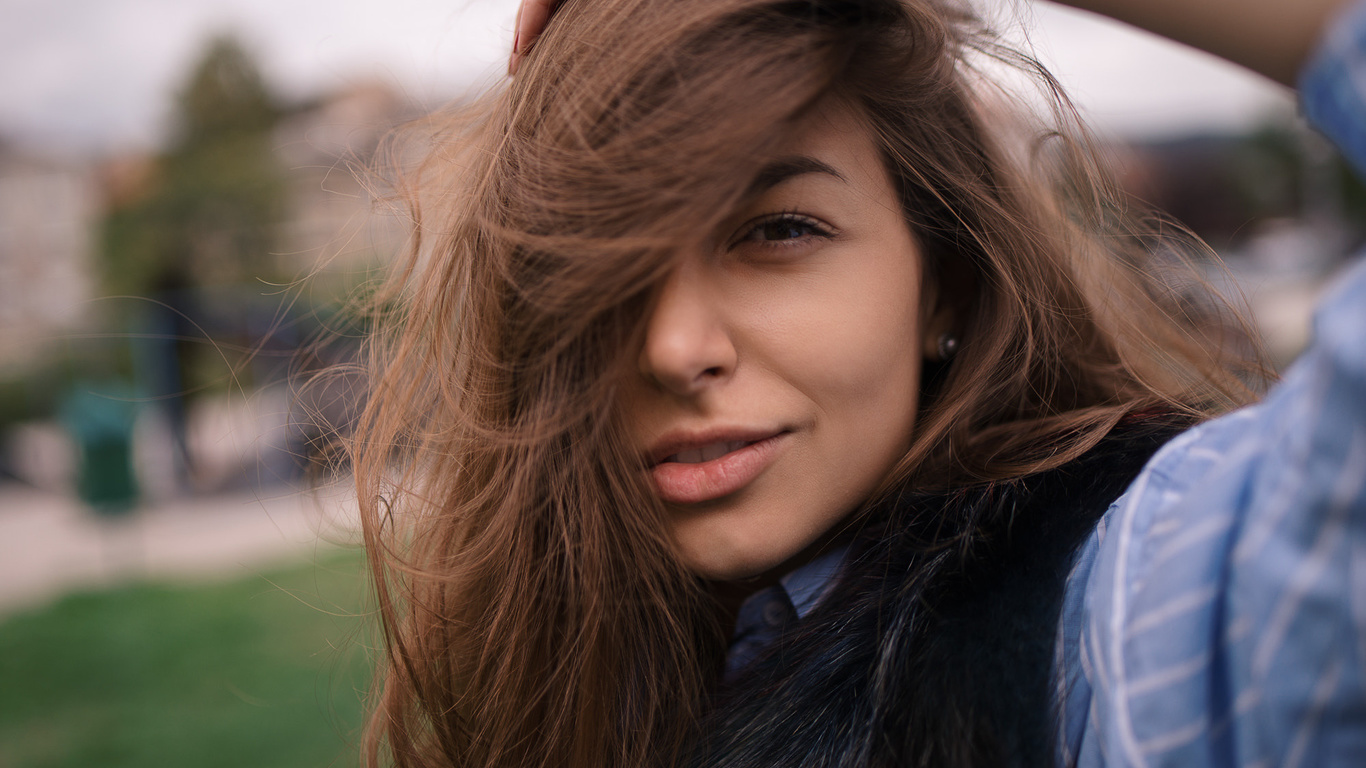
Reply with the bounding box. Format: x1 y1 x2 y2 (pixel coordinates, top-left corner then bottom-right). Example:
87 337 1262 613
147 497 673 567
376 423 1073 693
0 0 1295 154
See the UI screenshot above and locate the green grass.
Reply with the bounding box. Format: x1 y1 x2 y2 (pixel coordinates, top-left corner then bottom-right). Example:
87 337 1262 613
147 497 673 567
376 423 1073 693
0 550 374 768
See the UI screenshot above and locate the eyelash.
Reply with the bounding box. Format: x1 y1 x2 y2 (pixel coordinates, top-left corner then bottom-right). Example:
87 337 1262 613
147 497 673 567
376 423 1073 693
732 212 836 249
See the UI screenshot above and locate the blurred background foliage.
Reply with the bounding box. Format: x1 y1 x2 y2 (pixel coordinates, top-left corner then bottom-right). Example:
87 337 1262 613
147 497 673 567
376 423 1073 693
1 29 398 768
102 36 284 300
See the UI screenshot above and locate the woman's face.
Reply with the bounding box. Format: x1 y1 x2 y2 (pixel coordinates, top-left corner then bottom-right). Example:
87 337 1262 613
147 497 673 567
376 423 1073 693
621 99 940 580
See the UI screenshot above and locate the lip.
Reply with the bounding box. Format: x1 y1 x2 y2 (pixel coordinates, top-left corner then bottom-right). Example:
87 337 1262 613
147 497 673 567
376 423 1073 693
646 428 789 505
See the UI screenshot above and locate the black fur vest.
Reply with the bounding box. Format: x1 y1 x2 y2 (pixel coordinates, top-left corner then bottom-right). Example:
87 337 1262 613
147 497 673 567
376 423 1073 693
692 417 1184 768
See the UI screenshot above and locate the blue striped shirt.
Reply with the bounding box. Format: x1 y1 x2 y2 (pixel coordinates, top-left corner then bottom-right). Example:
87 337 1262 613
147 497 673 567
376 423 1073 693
1058 7 1366 763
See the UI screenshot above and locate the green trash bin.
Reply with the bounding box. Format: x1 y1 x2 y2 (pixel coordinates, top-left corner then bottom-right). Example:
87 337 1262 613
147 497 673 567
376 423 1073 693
61 382 140 516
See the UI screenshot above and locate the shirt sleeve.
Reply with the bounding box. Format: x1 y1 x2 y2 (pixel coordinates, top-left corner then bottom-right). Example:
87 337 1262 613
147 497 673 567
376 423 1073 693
1069 263 1366 767
1061 4 1366 765
1301 0 1366 178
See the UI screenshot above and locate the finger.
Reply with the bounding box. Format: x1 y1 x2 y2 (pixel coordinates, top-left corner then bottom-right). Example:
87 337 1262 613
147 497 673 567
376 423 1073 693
517 0 557 51
509 0 526 75
510 0 559 75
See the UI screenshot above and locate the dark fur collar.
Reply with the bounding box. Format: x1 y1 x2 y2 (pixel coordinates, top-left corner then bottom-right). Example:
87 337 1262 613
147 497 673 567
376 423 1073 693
692 417 1186 768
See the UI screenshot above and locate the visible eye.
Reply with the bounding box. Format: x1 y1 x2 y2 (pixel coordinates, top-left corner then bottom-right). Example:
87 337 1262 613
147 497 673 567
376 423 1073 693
733 213 835 248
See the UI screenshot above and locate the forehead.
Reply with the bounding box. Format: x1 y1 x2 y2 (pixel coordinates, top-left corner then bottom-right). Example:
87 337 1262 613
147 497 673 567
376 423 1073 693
744 97 900 210
776 98 875 155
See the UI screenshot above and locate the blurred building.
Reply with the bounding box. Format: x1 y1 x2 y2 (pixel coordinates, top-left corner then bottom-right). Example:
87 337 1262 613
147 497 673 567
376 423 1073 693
274 80 417 279
0 141 98 372
1113 125 1363 366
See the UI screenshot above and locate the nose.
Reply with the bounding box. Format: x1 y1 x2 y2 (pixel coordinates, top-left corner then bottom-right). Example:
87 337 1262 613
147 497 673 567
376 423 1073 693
639 261 737 396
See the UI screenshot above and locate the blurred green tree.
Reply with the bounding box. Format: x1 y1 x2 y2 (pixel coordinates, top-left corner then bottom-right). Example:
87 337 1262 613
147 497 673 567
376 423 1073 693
100 34 284 297
96 34 286 409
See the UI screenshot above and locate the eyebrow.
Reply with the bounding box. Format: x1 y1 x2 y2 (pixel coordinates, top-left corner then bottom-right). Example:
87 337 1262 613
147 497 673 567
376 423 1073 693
748 156 847 195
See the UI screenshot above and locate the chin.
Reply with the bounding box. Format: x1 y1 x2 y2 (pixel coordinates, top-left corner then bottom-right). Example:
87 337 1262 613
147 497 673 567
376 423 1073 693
674 522 798 582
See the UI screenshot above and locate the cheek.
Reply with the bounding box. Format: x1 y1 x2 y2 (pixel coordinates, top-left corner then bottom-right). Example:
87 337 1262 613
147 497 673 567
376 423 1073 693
805 294 923 488
819 295 921 405
737 243 926 537
747 245 925 411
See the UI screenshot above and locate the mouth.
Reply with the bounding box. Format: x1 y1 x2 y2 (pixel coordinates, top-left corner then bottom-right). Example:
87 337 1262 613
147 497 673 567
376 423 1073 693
648 430 789 504
660 440 759 465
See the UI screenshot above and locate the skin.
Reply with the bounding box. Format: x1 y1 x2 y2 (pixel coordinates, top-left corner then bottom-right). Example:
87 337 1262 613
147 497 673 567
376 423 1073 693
620 100 951 580
508 0 557 75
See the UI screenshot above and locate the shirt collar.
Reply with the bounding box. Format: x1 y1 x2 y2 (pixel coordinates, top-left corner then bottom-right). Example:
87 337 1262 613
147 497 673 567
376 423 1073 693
778 543 849 619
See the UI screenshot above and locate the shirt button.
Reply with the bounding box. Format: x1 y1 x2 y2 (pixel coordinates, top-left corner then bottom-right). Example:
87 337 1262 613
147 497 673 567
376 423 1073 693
762 599 789 628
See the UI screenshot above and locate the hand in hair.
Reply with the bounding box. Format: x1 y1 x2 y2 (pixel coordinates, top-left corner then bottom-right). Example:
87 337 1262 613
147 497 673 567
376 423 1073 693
509 0 561 74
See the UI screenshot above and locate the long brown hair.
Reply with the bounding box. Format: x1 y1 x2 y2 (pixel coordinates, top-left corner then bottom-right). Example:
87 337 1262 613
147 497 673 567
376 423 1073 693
350 0 1265 766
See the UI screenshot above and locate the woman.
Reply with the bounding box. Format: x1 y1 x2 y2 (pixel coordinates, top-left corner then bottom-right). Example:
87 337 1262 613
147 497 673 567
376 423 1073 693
352 0 1366 765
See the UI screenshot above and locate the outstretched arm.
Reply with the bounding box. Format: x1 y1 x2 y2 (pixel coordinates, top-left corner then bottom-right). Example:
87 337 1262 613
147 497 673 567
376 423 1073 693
510 0 1353 86
1054 0 1353 86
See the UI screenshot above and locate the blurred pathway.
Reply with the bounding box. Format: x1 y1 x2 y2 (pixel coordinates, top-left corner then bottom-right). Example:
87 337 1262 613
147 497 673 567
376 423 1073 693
0 481 358 617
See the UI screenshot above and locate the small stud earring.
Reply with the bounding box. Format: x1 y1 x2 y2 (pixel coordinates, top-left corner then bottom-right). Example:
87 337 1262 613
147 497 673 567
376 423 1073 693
937 333 959 361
